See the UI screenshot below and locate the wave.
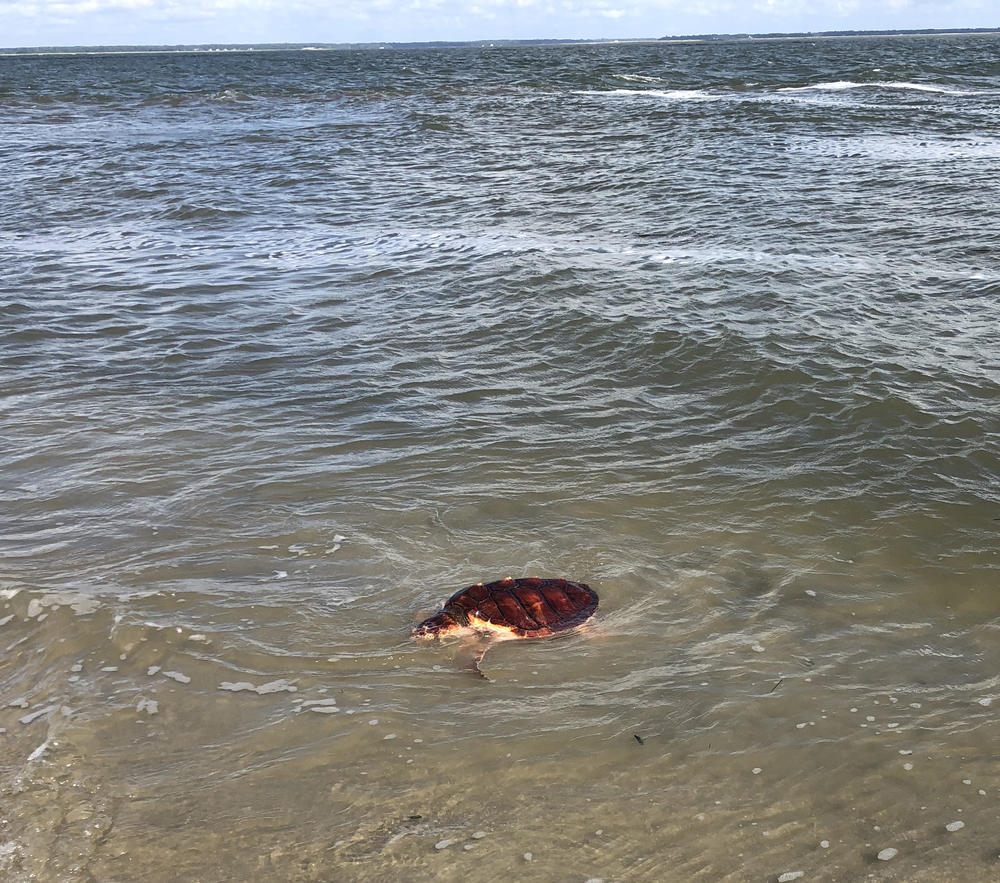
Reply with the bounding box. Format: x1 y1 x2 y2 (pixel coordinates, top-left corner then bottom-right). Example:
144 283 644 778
210 88 254 102
575 88 721 102
778 80 989 95
613 73 668 84
577 79 992 106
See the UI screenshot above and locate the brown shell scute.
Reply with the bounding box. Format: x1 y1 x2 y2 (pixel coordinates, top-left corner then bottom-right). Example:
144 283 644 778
444 577 598 638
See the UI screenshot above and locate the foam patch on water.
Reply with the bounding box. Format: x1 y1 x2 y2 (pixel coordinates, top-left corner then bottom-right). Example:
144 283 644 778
218 679 297 694
301 698 338 711
161 670 191 684
24 592 100 618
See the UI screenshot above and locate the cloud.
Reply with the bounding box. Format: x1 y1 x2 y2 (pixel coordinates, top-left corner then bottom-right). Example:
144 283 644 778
0 0 990 19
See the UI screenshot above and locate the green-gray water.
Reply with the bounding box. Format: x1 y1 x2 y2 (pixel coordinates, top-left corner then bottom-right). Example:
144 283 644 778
2 35 999 881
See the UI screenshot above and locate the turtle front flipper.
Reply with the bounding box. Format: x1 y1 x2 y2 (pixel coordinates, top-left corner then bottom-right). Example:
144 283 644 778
455 637 493 681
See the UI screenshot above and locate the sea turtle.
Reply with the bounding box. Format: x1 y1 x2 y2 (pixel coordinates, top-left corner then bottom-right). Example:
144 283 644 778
413 576 598 676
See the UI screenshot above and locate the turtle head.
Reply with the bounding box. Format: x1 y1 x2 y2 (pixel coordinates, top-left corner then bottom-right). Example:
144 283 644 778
412 605 468 639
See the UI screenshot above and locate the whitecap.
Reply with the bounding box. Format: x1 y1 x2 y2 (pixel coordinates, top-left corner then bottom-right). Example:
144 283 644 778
614 74 667 84
210 89 253 102
778 80 865 92
878 81 988 95
779 80 987 96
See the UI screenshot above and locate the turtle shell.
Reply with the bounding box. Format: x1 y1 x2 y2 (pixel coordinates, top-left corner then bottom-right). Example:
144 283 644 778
423 577 598 638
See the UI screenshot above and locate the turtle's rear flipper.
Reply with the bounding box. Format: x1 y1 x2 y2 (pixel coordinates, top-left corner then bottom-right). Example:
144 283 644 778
456 638 492 681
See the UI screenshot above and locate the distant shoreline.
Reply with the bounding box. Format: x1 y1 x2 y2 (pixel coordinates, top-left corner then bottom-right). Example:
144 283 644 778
2 27 999 56
659 26 1000 42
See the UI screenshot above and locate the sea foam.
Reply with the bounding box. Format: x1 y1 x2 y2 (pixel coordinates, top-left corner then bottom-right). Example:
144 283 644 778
779 80 988 95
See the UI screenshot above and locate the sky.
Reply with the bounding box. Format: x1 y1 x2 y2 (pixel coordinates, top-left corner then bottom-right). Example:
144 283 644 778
2 0 998 48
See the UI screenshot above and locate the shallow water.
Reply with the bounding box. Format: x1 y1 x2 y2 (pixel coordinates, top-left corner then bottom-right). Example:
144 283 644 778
1 35 999 881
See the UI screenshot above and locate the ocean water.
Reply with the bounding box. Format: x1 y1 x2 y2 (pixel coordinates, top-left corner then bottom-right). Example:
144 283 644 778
1 34 999 882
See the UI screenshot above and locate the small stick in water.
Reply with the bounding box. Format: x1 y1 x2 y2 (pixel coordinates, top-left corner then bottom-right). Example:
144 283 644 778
633 733 644 745
769 678 784 694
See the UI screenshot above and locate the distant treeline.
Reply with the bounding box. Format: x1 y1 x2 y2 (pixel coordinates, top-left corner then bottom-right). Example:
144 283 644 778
661 27 1000 41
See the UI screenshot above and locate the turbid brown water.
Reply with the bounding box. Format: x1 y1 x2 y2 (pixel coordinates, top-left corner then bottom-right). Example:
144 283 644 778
2 34 999 882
